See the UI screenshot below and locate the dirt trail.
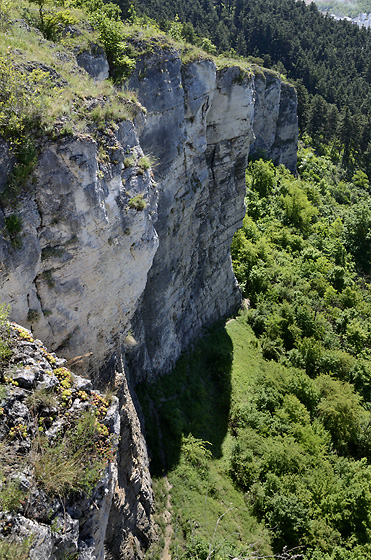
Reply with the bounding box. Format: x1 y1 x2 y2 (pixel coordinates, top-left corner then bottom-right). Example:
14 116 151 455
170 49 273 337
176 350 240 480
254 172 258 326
148 398 174 560
161 476 173 560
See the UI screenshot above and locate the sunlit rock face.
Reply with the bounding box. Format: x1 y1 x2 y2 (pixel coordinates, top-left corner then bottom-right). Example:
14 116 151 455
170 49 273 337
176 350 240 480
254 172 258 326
0 123 159 378
126 54 298 379
0 52 297 382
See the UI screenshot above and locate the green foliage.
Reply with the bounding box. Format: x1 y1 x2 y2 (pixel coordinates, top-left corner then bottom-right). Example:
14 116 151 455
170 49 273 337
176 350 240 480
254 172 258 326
128 194 146 210
232 149 371 379
0 54 43 140
138 155 152 171
225 150 371 556
3 140 38 204
4 214 22 248
42 9 78 41
315 374 363 452
168 14 182 41
280 183 318 234
181 434 211 476
200 37 216 54
0 537 31 560
0 441 27 513
0 478 26 513
343 202 371 274
0 0 12 32
140 309 371 558
0 303 11 362
89 7 136 81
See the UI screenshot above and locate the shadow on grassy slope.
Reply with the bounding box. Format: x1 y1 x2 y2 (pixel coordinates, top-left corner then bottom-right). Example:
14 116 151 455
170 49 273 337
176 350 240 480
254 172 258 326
136 322 233 476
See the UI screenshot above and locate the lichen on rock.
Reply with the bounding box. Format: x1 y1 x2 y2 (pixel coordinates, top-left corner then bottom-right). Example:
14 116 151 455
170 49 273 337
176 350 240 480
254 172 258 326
0 322 120 559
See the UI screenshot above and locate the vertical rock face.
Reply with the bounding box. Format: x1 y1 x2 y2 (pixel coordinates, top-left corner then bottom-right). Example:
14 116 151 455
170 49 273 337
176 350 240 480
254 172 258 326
251 73 298 169
0 122 159 379
0 53 297 380
105 366 154 559
126 54 298 379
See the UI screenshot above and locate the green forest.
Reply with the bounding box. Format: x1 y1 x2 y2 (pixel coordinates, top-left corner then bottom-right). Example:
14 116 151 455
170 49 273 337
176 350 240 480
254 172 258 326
140 144 371 559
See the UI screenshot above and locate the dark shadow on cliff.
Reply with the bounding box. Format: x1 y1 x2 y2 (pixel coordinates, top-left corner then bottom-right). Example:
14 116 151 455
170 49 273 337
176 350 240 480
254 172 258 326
136 321 233 476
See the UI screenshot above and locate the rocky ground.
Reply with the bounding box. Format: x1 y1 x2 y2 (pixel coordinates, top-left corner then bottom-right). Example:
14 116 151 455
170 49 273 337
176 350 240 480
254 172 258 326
0 322 120 559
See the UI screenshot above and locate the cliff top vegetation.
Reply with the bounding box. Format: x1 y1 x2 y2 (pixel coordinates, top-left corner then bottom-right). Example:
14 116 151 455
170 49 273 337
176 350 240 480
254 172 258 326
0 0 285 209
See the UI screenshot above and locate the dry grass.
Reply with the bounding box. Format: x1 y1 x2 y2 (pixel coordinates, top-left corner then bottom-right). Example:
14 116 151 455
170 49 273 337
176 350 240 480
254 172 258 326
32 438 85 497
0 537 31 560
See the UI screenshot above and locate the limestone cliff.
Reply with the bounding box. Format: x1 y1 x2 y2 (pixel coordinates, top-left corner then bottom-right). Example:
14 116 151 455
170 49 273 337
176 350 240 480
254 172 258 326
0 50 297 381
125 53 298 379
0 43 297 559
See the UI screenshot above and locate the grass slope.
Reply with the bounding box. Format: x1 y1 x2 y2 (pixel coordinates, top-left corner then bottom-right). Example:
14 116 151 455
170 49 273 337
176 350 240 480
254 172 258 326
138 319 286 559
139 312 371 559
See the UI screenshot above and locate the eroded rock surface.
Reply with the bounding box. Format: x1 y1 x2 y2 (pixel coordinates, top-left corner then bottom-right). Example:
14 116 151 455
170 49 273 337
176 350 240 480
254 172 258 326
0 52 297 382
0 122 159 379
0 323 120 560
126 54 298 378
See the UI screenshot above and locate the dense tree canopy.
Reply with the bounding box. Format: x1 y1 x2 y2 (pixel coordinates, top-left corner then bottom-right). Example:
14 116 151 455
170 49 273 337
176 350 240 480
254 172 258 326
117 0 371 176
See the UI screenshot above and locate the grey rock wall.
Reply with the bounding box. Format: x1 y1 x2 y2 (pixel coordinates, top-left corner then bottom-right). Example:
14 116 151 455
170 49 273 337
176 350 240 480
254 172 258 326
0 53 297 381
126 54 298 379
0 122 159 380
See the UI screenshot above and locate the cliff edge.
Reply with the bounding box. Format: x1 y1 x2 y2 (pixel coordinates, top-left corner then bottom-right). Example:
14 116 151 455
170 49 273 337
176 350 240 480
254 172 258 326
0 14 298 558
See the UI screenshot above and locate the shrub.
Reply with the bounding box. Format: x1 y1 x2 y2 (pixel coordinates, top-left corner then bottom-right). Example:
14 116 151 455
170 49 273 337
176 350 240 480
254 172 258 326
0 0 12 31
42 9 78 41
89 9 136 81
0 55 43 140
181 434 211 473
138 155 152 170
128 194 146 210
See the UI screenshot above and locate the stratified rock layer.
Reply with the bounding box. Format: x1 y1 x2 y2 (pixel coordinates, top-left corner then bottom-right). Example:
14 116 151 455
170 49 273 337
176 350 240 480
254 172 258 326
126 54 298 378
0 122 159 379
0 53 297 381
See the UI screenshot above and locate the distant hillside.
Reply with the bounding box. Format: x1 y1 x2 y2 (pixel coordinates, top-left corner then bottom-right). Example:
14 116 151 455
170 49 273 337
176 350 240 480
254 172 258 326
309 0 371 18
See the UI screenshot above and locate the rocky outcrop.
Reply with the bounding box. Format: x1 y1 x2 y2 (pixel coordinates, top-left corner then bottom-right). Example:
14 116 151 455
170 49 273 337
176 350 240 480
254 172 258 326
0 323 120 559
0 46 298 559
76 45 110 82
105 364 154 559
